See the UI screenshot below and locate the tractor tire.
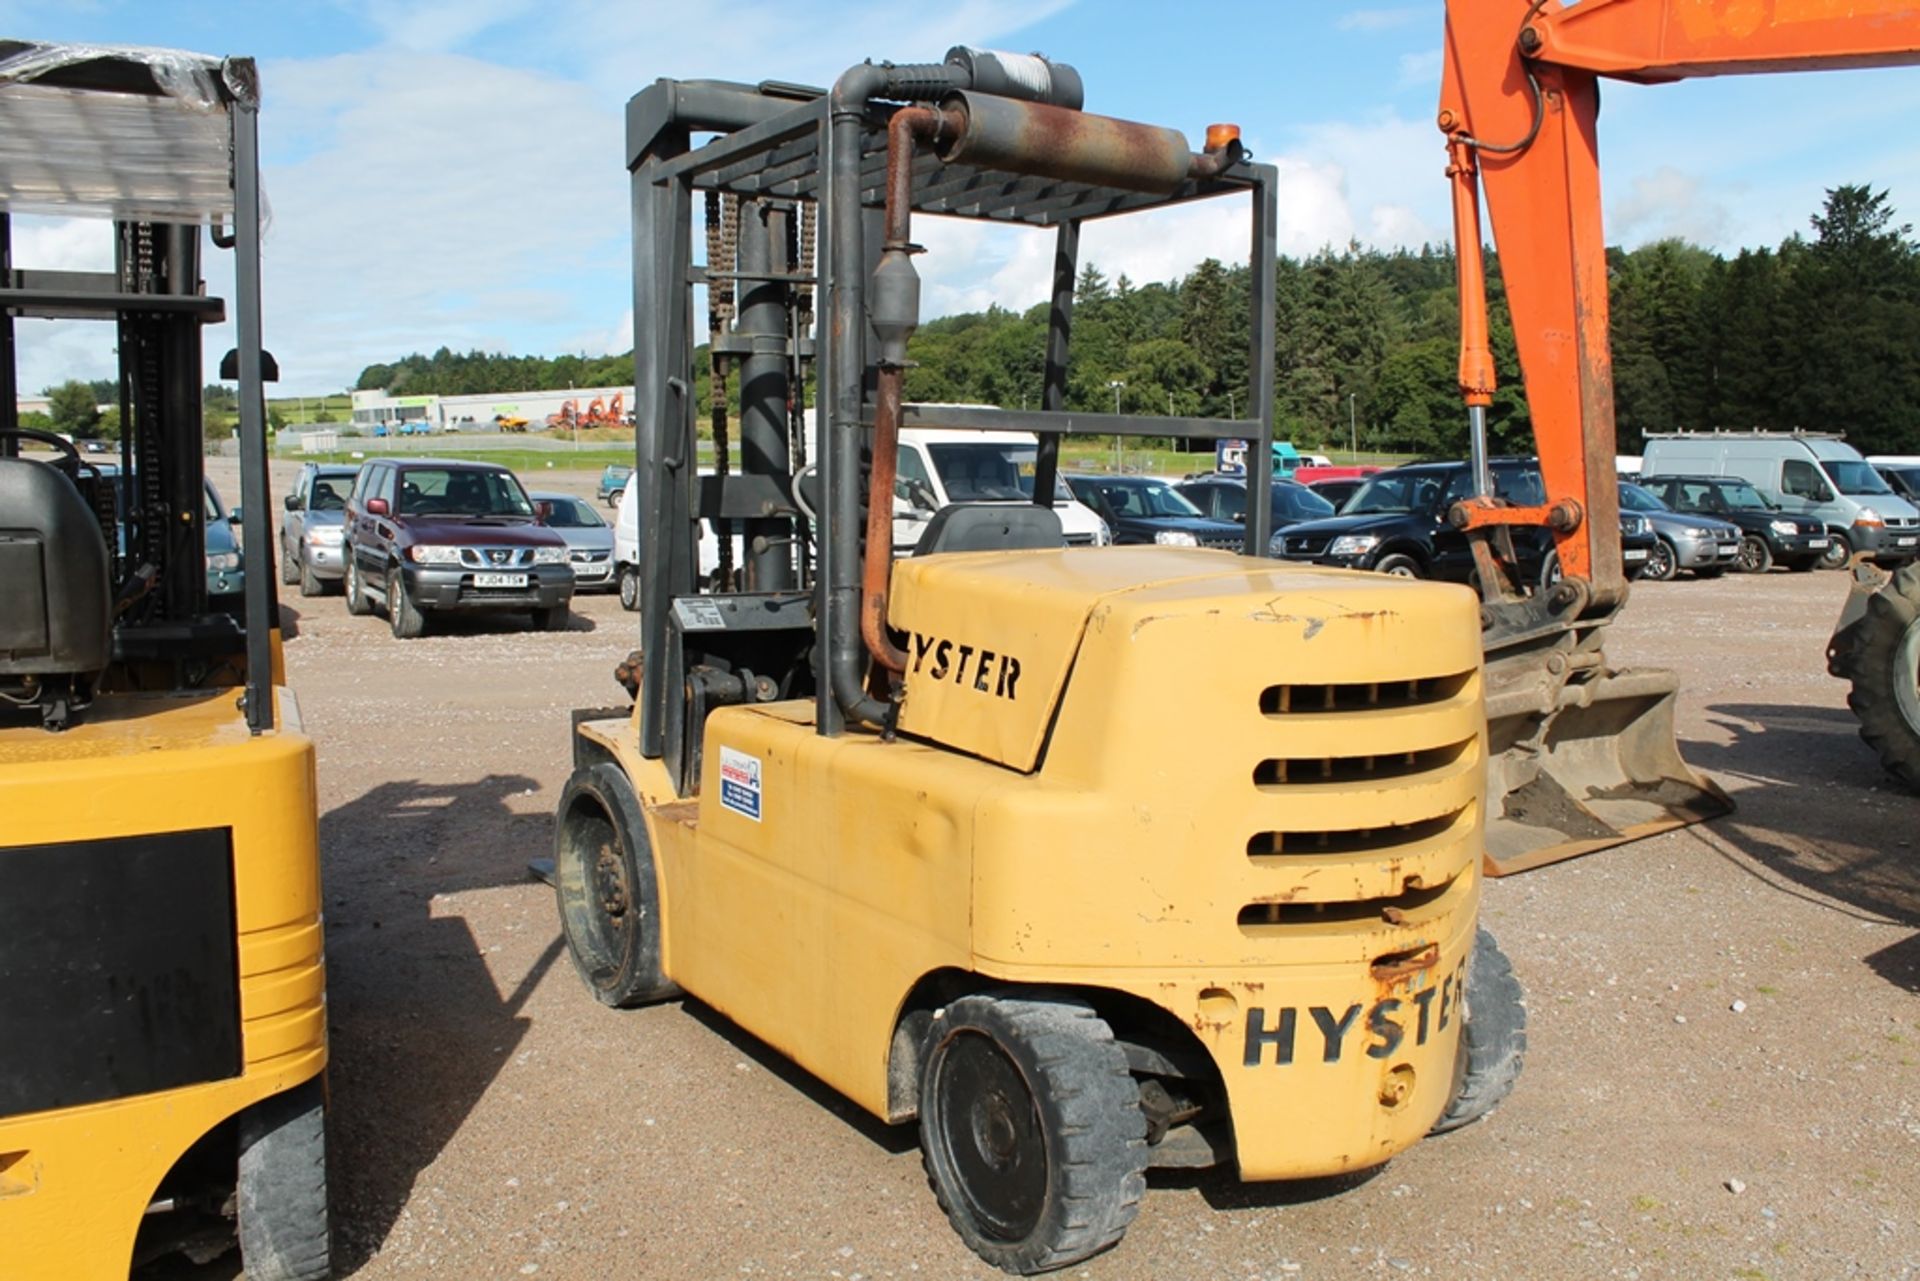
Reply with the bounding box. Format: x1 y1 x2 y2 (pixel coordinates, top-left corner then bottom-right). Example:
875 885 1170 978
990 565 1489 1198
236 1077 332 1281
343 555 371 616
618 566 640 612
553 762 678 1007
387 570 427 639
1736 534 1773 575
1844 564 1920 791
919 994 1148 1275
1430 928 1526 1136
1374 552 1423 579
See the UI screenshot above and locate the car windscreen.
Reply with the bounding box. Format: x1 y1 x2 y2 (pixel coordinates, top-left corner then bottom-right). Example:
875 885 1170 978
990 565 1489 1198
1274 484 1336 521
541 497 604 528
1618 482 1666 513
397 468 534 517
1825 459 1892 495
1096 479 1202 518
309 476 350 511
926 443 1072 503
1345 471 1446 515
203 483 223 522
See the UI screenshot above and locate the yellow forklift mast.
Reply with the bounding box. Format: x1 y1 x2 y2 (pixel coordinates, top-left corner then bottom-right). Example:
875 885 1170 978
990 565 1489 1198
553 49 1524 1273
0 43 330 1281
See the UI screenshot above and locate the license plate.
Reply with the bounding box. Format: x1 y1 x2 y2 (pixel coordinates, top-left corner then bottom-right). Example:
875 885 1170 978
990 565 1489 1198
1624 549 1648 561
473 572 528 588
1899 537 1917 547
1807 538 1829 549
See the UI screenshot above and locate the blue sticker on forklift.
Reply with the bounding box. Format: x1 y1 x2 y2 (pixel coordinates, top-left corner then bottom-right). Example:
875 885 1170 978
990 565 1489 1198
718 746 762 821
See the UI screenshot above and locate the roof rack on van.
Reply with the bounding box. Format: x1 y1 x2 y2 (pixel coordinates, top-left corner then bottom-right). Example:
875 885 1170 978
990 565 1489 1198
1643 428 1846 441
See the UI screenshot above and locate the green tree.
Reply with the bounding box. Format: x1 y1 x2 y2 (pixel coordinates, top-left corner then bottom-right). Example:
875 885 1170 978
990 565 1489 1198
46 380 101 434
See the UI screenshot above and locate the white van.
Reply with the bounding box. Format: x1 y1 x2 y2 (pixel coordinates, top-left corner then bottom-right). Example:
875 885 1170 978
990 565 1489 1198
892 426 1112 552
1641 431 1920 568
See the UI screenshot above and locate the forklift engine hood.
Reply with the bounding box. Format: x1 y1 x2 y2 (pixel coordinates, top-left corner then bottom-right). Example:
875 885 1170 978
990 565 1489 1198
887 546 1482 772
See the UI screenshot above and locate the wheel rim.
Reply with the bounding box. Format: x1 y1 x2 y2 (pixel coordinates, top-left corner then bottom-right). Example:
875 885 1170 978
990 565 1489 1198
348 560 359 598
1822 536 1849 569
1648 541 1674 580
388 576 402 623
620 572 637 609
931 1031 1047 1243
1738 537 1765 572
1384 561 1416 578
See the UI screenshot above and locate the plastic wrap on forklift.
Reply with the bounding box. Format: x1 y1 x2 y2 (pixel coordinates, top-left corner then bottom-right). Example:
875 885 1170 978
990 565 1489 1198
0 42 250 222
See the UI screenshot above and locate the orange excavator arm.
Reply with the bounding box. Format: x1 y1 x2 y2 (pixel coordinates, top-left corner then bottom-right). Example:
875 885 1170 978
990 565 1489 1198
1440 0 1920 613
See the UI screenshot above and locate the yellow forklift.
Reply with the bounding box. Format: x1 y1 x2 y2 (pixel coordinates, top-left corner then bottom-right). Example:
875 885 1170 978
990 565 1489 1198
552 49 1524 1273
0 43 329 1280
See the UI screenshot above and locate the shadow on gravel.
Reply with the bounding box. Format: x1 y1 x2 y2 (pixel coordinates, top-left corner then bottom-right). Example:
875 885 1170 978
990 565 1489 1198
318 774 561 1272
1153 1162 1383 1211
1678 703 1920 983
678 999 920 1157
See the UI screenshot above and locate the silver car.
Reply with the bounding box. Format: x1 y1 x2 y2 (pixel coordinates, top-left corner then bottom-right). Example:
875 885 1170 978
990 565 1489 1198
1619 480 1740 580
532 491 616 591
280 463 359 596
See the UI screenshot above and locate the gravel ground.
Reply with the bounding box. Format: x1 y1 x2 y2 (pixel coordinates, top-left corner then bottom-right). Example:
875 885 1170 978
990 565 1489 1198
203 458 1920 1280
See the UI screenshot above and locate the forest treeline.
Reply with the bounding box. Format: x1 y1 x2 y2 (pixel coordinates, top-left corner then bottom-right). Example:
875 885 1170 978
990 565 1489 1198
351 184 1920 457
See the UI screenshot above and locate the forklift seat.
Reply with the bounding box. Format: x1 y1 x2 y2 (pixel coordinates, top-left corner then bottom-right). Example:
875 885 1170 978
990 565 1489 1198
0 457 112 676
912 503 1064 556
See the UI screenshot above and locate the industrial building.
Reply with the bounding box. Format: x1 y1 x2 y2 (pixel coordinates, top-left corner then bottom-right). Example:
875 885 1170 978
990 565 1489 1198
349 385 633 432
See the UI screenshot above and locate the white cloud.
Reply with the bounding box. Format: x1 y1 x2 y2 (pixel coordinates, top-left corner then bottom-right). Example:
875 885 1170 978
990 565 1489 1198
1610 165 1734 247
1397 48 1442 89
1336 7 1425 32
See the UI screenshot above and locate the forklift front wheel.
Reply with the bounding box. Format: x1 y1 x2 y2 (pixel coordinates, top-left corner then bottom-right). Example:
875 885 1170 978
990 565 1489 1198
235 1077 333 1281
553 762 678 1007
918 994 1148 1275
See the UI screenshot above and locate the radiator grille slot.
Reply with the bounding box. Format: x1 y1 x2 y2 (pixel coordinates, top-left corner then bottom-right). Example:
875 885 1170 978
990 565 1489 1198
1253 738 1472 786
1238 880 1452 929
1260 669 1472 715
1247 808 1466 859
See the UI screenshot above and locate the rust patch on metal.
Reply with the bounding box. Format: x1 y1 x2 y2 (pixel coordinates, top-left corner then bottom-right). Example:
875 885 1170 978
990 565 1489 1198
653 799 701 828
1370 942 1439 986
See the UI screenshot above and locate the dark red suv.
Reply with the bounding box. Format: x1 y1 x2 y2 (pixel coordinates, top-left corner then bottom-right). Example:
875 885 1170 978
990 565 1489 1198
342 458 574 637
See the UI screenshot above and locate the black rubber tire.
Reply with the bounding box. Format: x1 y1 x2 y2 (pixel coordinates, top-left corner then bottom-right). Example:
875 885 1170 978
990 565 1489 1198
280 541 300 586
1430 928 1527 1136
343 554 371 616
1821 531 1853 571
919 994 1148 1275
1642 538 1677 582
553 762 678 1007
1536 550 1561 595
299 556 326 598
236 1077 333 1281
387 569 427 639
1845 563 1920 791
1374 552 1423 579
531 605 569 632
618 566 640 612
1736 534 1773 574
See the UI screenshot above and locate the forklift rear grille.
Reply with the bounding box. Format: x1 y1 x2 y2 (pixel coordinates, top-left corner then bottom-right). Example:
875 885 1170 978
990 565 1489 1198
1252 738 1472 786
1259 669 1473 715
1246 807 1467 859
1237 880 1452 931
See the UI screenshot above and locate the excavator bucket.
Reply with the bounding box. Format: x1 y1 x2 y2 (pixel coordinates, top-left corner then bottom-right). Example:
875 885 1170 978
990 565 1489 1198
1479 630 1732 877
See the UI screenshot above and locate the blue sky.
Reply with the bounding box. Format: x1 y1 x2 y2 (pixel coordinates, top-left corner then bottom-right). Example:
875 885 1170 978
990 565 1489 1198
6 1 1919 395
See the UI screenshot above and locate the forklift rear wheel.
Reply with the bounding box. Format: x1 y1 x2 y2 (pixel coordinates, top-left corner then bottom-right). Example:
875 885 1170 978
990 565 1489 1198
236 1077 332 1281
919 994 1147 1274
554 762 678 1007
344 556 371 616
1430 928 1527 1135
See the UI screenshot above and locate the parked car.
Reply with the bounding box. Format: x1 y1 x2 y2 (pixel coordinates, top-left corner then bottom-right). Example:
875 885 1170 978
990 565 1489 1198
279 462 359 597
1064 474 1244 548
1636 474 1829 572
597 463 634 507
894 427 1111 550
1618 480 1741 580
1540 510 1656 588
343 457 574 638
532 491 616 591
1305 476 1368 512
1173 474 1337 534
1872 461 1920 503
1642 431 1920 568
1274 459 1555 582
204 479 243 609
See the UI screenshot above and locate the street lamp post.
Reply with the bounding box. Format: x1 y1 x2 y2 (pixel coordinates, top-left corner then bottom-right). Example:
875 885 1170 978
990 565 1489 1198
1108 379 1126 472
